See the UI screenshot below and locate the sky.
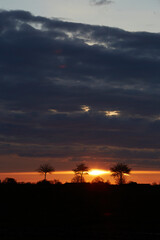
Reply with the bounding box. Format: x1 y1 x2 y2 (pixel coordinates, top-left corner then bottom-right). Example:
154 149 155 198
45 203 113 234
1 0 160 32
0 0 160 175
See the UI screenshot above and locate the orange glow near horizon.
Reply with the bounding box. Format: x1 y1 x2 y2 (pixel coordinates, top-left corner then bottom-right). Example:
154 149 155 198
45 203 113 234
89 169 110 176
1 170 160 175
131 171 160 174
0 170 160 184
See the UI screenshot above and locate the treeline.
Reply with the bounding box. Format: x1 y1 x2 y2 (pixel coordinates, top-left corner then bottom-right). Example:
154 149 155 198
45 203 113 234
0 176 111 185
34 162 133 185
0 182 160 239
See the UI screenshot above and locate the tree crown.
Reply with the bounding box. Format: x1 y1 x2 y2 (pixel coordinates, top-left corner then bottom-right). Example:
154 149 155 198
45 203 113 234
37 163 55 174
110 162 131 176
72 163 89 174
110 162 131 184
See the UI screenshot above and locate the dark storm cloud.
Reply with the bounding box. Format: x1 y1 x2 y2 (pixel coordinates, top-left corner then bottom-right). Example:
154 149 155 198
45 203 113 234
0 10 160 170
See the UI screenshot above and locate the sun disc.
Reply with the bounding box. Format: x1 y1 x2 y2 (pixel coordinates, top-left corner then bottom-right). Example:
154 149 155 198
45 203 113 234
89 169 109 176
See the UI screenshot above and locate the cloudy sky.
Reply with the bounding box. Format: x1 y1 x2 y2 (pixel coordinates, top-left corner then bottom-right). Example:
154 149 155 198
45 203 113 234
0 0 160 172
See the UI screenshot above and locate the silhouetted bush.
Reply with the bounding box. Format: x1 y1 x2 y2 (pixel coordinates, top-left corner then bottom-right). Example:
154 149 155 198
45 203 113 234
71 175 84 183
36 179 51 185
128 181 138 185
91 176 104 183
2 177 17 184
51 179 62 184
105 180 111 185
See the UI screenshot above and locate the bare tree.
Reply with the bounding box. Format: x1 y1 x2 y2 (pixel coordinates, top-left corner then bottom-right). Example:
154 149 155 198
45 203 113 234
37 163 55 180
71 175 83 183
110 162 131 185
72 163 89 183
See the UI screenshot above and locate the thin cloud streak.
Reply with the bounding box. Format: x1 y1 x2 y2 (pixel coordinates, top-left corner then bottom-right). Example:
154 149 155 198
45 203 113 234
90 0 113 5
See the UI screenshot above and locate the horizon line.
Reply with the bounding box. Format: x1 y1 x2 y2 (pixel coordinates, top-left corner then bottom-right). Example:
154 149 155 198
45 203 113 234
0 170 160 175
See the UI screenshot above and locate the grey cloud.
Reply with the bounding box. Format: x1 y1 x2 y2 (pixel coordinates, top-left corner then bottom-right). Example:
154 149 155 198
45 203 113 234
90 0 113 5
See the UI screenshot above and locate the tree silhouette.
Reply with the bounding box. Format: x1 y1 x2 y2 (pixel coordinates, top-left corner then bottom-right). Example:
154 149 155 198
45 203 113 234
110 162 131 185
37 163 55 180
72 163 89 183
3 177 17 184
71 175 83 183
52 179 62 185
91 176 104 184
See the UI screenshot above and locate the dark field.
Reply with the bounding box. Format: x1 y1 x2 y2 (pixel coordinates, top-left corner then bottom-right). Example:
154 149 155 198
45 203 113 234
1 182 160 239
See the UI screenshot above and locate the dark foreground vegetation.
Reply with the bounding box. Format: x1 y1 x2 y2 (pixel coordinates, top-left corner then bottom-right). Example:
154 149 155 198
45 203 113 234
1 182 160 239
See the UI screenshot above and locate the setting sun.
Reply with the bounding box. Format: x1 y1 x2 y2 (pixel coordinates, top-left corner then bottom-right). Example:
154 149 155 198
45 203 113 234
89 169 110 176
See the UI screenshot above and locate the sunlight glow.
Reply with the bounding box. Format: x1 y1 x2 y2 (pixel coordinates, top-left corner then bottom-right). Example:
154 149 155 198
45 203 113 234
48 109 58 113
81 105 90 112
105 111 120 117
89 169 110 176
